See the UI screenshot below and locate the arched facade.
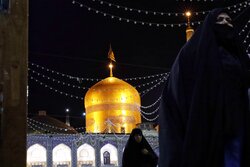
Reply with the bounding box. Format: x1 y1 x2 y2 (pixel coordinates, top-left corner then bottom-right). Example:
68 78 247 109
27 133 158 167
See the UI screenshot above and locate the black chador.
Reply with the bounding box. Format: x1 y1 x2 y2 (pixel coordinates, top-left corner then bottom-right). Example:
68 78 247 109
159 8 250 167
122 128 158 167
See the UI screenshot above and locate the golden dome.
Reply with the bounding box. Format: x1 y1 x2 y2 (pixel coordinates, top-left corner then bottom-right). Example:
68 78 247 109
84 76 141 133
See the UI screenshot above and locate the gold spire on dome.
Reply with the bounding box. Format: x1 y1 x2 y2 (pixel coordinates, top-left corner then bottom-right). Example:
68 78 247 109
109 63 114 77
185 11 194 41
185 11 191 27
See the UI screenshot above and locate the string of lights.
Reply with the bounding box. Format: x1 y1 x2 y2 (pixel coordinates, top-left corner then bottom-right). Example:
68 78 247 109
104 119 119 128
240 21 250 54
124 73 168 81
86 0 249 17
28 120 87 140
141 113 159 122
246 43 250 55
72 0 250 28
75 127 86 130
28 120 130 141
86 0 202 16
28 120 72 135
176 0 249 3
29 69 89 90
29 68 167 90
238 20 250 54
228 1 250 14
28 121 58 134
140 96 162 109
140 75 169 97
29 62 168 81
30 75 166 110
140 106 160 116
227 0 250 8
27 123 43 134
133 76 167 88
72 0 203 28
29 117 127 140
239 19 250 36
243 29 250 44
29 62 97 81
28 118 71 131
29 76 84 100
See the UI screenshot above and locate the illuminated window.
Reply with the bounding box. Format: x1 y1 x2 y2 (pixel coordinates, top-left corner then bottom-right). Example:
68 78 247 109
53 143 71 167
77 143 95 167
103 151 110 165
27 144 46 167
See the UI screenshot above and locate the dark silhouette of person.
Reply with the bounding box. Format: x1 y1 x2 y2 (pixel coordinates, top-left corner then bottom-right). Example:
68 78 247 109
159 8 250 167
122 128 158 167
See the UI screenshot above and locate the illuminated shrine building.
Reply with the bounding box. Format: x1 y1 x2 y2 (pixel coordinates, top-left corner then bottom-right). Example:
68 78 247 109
27 112 158 167
85 76 141 134
27 49 158 167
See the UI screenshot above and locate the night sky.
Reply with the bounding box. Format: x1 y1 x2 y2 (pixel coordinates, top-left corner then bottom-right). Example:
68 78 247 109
28 0 249 128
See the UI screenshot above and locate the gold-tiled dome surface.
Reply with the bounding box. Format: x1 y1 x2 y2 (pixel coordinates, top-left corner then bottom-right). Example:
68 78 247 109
84 77 141 133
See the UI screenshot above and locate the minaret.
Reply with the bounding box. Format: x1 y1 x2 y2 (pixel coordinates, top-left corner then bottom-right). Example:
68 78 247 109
185 11 194 41
65 108 70 126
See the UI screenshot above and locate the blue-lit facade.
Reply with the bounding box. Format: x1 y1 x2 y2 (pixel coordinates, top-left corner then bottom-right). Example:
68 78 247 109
27 132 159 167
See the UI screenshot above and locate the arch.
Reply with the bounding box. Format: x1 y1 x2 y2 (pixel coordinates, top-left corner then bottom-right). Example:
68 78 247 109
100 143 118 166
53 143 71 167
77 143 95 167
27 143 47 167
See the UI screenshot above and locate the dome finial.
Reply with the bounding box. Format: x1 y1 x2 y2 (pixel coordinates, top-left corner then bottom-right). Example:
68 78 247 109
185 11 191 27
109 62 113 77
108 44 116 77
185 11 194 41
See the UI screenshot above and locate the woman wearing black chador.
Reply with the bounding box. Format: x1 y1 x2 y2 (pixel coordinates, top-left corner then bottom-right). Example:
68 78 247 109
159 8 250 167
122 128 158 167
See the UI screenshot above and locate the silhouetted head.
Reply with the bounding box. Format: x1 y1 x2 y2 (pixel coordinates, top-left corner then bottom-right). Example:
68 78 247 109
131 128 143 143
